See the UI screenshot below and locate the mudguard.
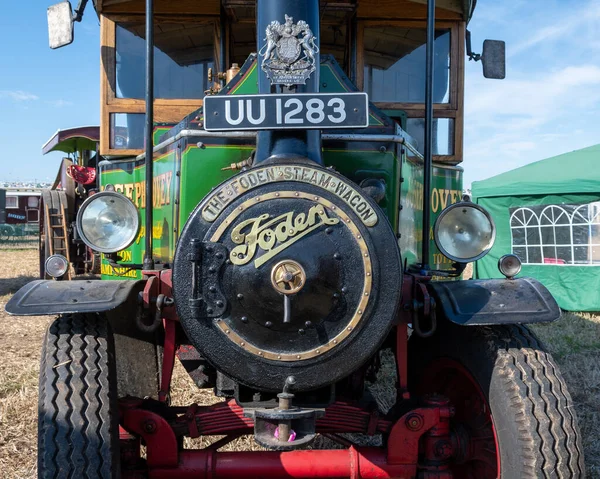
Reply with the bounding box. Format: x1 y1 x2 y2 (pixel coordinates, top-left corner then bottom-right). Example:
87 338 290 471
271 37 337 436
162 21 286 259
428 277 560 326
5 279 144 316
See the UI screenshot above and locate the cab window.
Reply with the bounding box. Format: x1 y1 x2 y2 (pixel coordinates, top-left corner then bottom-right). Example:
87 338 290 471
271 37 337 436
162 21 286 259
115 22 214 99
363 27 450 104
100 16 217 155
359 22 462 161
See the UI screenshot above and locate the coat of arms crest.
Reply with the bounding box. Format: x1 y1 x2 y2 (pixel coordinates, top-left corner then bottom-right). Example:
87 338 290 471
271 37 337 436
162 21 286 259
260 15 319 86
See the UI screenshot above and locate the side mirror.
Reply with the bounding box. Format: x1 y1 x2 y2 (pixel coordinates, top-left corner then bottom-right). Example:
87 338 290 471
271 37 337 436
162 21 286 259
481 40 506 80
47 2 74 49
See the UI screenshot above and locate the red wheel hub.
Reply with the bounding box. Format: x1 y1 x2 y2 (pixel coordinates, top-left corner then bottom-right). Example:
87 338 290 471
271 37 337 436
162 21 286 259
417 358 500 478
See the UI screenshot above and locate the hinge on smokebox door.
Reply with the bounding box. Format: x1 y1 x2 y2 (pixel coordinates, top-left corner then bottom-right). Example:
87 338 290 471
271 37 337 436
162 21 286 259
188 239 228 319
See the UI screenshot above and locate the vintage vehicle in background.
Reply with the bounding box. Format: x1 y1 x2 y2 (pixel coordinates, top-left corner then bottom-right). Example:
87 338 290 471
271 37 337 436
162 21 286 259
0 188 41 240
39 126 101 278
7 0 585 477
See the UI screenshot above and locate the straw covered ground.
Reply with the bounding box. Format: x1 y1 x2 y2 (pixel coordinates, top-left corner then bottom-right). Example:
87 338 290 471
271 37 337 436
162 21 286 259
0 250 598 478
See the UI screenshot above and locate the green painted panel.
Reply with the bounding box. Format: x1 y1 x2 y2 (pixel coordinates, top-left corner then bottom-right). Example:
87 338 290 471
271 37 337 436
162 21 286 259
178 144 255 229
99 161 145 280
154 127 171 145
399 156 463 271
149 150 178 263
99 150 178 279
229 62 259 95
322 150 400 231
100 147 461 279
176 143 400 232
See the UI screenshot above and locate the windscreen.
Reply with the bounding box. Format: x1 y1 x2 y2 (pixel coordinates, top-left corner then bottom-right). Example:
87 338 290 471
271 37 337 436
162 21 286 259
115 21 215 100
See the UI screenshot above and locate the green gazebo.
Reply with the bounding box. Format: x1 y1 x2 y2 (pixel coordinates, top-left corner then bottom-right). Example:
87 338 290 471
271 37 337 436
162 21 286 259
472 144 600 311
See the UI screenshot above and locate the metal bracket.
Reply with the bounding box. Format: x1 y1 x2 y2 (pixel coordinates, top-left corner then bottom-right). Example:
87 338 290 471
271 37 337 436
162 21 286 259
188 240 228 319
413 282 437 338
466 29 482 62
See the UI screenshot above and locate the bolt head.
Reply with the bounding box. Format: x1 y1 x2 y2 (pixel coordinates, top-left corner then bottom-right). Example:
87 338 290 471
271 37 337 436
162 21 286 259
405 413 424 431
144 420 157 433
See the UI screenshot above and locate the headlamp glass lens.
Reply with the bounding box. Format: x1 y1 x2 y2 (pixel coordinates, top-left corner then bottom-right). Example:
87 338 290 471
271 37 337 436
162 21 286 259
78 193 139 253
435 204 495 262
45 254 69 278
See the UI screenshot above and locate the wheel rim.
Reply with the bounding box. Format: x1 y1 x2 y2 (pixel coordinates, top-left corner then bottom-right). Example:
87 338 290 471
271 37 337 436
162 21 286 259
416 358 500 478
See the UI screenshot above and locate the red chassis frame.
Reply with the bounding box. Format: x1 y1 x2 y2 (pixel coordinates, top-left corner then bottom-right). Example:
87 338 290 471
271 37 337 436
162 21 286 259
121 270 456 479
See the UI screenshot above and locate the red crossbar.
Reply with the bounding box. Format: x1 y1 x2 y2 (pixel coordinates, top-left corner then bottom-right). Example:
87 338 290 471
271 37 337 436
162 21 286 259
148 448 415 479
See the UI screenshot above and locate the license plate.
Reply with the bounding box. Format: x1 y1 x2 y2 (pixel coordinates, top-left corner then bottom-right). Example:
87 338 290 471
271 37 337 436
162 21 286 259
203 92 369 131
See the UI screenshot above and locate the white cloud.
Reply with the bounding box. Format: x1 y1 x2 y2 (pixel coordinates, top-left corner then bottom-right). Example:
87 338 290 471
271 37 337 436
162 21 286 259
509 2 600 57
466 65 600 124
45 99 73 108
0 90 39 102
464 64 600 187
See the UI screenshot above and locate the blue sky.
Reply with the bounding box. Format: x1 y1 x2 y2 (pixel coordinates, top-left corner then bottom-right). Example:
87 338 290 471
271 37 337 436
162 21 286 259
0 1 599 187
464 0 600 187
0 3 100 183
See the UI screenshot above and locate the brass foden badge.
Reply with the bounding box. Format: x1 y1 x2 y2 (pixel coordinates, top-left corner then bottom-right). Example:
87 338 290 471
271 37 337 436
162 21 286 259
202 166 378 227
230 205 339 268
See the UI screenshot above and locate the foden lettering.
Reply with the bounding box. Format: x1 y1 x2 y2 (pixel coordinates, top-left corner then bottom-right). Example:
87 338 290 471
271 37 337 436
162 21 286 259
229 205 339 268
202 165 378 227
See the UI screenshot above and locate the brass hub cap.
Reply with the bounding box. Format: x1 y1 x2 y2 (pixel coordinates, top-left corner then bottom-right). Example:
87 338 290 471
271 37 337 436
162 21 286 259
271 260 306 295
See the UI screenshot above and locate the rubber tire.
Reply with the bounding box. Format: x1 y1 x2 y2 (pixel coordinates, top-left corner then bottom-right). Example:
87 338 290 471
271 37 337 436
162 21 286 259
408 322 585 478
38 314 120 478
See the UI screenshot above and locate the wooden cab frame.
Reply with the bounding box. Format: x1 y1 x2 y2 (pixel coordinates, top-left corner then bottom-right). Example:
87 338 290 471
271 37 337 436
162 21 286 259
356 19 465 164
98 0 467 163
100 14 221 155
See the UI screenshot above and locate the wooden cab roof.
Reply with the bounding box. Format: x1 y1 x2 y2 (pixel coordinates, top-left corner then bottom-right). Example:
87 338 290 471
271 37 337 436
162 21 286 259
95 0 476 21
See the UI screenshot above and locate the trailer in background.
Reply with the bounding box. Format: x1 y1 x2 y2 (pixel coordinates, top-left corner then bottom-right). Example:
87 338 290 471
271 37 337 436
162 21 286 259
39 126 101 278
0 188 41 241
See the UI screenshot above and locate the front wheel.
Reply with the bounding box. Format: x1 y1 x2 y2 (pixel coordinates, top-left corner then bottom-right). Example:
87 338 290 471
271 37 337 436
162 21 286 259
408 322 585 478
38 314 120 478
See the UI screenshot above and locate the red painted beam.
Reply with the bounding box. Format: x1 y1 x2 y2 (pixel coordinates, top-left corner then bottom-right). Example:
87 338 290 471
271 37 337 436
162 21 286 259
149 448 415 479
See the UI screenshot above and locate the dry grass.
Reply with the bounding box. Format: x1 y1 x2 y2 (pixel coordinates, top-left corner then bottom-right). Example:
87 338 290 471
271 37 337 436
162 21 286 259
1 251 599 477
0 250 49 479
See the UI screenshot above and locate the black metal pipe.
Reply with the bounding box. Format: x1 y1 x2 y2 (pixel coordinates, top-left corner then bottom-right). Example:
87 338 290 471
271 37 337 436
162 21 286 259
220 5 227 71
143 0 154 269
72 0 89 22
421 0 436 272
350 15 358 84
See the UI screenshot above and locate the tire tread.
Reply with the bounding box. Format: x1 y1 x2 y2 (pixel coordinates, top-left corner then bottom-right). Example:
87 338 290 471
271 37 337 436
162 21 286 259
485 324 584 478
408 322 584 478
38 314 118 479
